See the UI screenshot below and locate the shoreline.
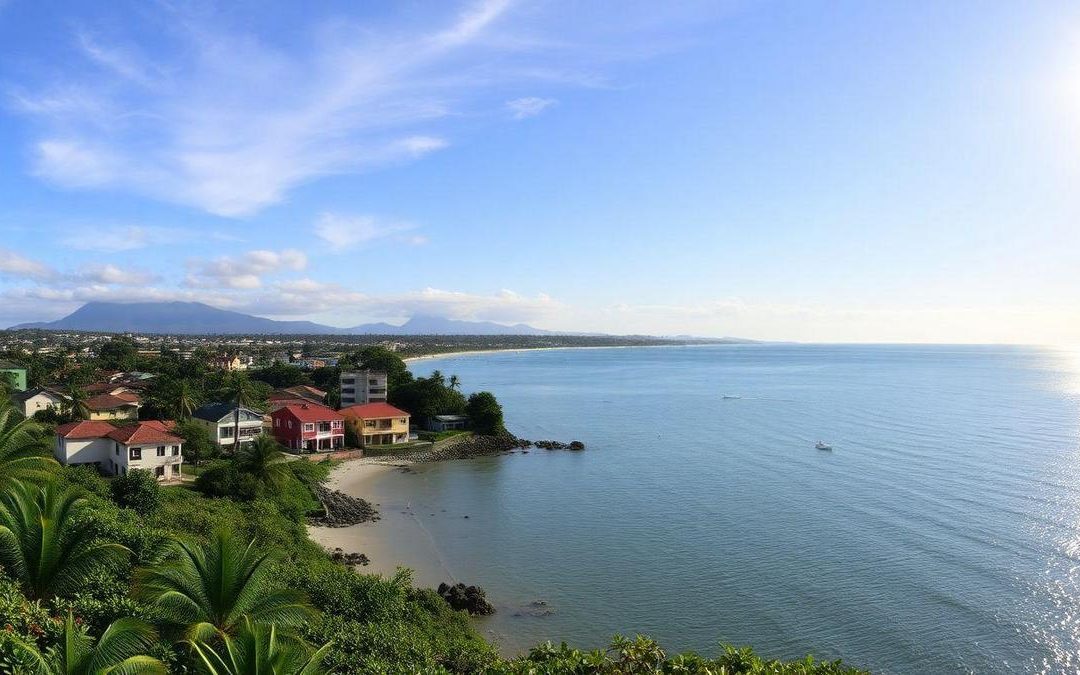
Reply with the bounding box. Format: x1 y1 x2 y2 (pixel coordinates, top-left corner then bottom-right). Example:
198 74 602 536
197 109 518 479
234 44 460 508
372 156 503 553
401 342 721 364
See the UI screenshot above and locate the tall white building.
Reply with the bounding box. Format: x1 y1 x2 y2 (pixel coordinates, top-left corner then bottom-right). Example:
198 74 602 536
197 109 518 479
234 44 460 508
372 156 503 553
339 370 388 406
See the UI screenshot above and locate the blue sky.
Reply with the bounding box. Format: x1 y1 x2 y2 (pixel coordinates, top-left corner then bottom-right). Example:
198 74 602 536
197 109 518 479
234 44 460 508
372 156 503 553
1 0 1078 343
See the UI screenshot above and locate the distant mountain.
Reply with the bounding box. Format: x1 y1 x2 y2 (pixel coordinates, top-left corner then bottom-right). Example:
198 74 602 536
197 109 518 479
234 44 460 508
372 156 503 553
348 314 555 335
11 301 340 335
10 302 558 336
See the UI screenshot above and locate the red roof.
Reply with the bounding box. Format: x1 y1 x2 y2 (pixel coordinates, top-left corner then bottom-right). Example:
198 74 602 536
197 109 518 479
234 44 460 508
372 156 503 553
85 393 140 411
56 420 118 439
272 403 344 423
106 421 182 445
340 403 409 420
113 391 141 403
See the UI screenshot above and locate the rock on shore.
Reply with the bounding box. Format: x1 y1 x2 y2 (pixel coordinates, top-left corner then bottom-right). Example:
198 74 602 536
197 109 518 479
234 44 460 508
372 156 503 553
437 582 495 615
310 484 380 527
387 433 586 462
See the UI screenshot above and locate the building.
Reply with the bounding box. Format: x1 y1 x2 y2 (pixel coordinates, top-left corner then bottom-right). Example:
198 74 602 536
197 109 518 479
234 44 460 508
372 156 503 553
339 370 388 406
54 420 183 481
85 393 141 421
0 360 27 391
11 387 69 417
428 414 469 432
269 385 326 405
192 402 264 449
270 403 345 453
340 403 410 447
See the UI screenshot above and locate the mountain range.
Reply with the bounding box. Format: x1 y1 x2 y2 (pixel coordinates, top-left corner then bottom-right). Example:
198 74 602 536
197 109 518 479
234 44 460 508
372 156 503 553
10 301 558 336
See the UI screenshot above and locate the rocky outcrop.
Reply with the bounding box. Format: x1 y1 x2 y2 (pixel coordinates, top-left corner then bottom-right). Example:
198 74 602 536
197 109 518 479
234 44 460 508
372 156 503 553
310 485 380 527
328 547 370 566
437 582 495 615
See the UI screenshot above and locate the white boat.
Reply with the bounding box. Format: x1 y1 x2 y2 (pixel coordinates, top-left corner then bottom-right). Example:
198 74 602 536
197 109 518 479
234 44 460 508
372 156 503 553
815 441 832 451
722 395 741 400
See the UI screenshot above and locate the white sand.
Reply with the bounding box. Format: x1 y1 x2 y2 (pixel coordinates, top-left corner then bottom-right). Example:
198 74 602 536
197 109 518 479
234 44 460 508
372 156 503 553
306 460 456 587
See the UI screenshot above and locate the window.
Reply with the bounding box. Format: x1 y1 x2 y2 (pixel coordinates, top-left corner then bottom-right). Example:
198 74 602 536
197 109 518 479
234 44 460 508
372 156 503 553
221 426 234 438
304 423 314 432
156 446 166 457
287 420 292 429
129 447 141 460
115 443 120 456
317 422 330 433
274 418 279 427
171 446 180 456
155 466 165 478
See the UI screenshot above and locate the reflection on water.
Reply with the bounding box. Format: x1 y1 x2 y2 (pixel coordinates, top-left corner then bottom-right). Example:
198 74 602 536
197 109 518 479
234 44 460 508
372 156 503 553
353 345 1080 673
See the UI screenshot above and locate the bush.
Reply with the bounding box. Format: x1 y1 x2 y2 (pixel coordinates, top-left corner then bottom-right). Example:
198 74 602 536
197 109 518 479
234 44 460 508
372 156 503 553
173 419 217 467
466 391 505 435
110 469 161 515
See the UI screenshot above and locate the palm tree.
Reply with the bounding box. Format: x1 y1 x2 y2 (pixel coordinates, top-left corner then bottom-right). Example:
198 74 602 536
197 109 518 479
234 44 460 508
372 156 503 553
234 435 291 489
134 529 315 641
448 375 460 391
0 405 55 490
64 386 90 421
191 617 331 675
429 370 445 387
173 380 201 420
0 481 130 599
3 612 166 674
218 373 256 454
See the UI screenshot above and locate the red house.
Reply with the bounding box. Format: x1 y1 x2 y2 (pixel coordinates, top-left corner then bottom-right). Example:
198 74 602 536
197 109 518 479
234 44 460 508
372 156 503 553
270 403 345 453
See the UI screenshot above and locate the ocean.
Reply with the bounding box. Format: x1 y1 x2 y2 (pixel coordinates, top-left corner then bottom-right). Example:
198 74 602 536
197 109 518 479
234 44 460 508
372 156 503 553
363 344 1080 673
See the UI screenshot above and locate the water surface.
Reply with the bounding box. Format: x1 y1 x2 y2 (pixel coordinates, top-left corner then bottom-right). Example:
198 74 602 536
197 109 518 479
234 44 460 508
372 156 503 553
368 345 1080 673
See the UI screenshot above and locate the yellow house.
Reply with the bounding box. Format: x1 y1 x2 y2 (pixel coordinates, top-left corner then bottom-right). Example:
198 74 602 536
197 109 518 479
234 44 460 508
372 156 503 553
339 403 410 447
85 393 141 421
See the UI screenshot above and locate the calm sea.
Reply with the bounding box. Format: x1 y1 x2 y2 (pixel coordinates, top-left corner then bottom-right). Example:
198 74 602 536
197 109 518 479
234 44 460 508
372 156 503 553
375 344 1080 673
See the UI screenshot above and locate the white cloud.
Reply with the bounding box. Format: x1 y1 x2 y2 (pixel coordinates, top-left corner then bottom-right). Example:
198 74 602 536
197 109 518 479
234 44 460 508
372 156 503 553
313 213 420 251
185 249 307 289
60 225 189 252
73 264 157 286
505 96 556 119
0 248 54 280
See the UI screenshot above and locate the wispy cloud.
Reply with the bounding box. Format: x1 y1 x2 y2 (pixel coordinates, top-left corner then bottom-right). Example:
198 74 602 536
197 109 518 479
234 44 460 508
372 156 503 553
0 247 54 281
506 96 556 119
185 249 307 289
60 225 187 252
313 212 422 251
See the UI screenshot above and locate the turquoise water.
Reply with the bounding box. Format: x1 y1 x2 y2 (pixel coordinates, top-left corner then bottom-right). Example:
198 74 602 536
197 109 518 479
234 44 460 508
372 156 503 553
387 344 1080 673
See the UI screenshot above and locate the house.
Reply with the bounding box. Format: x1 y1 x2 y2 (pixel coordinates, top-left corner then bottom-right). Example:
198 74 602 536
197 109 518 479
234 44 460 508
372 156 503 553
270 403 345 453
193 402 264 449
85 393 141 421
340 403 410 447
54 420 183 481
428 414 469 432
0 360 27 391
339 370 388 406
11 387 69 417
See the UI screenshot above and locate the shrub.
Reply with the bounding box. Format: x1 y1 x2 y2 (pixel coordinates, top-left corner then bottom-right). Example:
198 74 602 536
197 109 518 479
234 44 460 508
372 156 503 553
110 469 161 515
465 391 505 435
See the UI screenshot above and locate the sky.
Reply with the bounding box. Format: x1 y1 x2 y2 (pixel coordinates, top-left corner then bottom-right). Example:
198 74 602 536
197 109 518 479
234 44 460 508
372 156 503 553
1 0 1079 344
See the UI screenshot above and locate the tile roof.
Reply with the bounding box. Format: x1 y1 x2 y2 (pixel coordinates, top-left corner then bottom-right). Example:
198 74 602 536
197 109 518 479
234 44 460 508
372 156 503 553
340 403 409 419
55 420 118 439
12 387 68 404
85 393 140 411
193 402 262 423
269 385 326 403
106 421 182 445
273 403 344 423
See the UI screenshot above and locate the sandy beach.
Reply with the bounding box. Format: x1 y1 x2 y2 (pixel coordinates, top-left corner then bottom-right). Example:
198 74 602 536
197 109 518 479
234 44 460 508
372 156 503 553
306 459 457 588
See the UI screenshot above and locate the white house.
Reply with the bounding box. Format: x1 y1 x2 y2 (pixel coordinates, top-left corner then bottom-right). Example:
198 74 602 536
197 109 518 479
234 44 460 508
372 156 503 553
192 402 264 449
54 420 183 481
11 387 69 418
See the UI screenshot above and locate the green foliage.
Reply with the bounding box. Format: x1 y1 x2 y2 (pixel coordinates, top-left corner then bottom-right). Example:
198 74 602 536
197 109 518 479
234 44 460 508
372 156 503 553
55 465 110 501
465 391 505 435
134 528 316 642
0 481 130 599
250 362 308 388
2 611 166 675
0 404 56 490
341 347 412 390
145 376 203 420
192 616 332 675
173 419 218 467
233 435 292 490
96 337 139 371
110 469 162 516
390 375 467 421
417 430 468 443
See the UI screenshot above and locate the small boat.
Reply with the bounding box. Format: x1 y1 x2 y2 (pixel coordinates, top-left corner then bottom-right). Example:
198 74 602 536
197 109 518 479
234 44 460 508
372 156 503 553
815 441 832 451
722 395 741 400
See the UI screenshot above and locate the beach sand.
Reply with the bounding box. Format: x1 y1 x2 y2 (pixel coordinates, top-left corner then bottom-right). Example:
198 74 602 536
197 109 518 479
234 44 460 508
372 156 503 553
305 460 455 588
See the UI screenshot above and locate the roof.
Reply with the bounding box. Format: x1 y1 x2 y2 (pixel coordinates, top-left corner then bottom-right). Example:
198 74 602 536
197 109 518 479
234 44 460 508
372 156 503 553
56 420 118 439
12 387 68 404
340 403 409 420
113 391 141 403
193 402 262 423
85 393 141 412
269 385 326 403
272 403 344 423
434 414 468 422
106 421 182 445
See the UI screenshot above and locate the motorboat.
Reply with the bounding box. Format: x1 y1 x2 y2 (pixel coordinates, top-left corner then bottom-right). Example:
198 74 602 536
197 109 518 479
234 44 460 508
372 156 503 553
721 395 741 400
815 441 833 451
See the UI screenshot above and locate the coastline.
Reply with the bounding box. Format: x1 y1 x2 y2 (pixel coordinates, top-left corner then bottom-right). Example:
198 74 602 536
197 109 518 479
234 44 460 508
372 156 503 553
306 459 457 589
401 342 717 364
